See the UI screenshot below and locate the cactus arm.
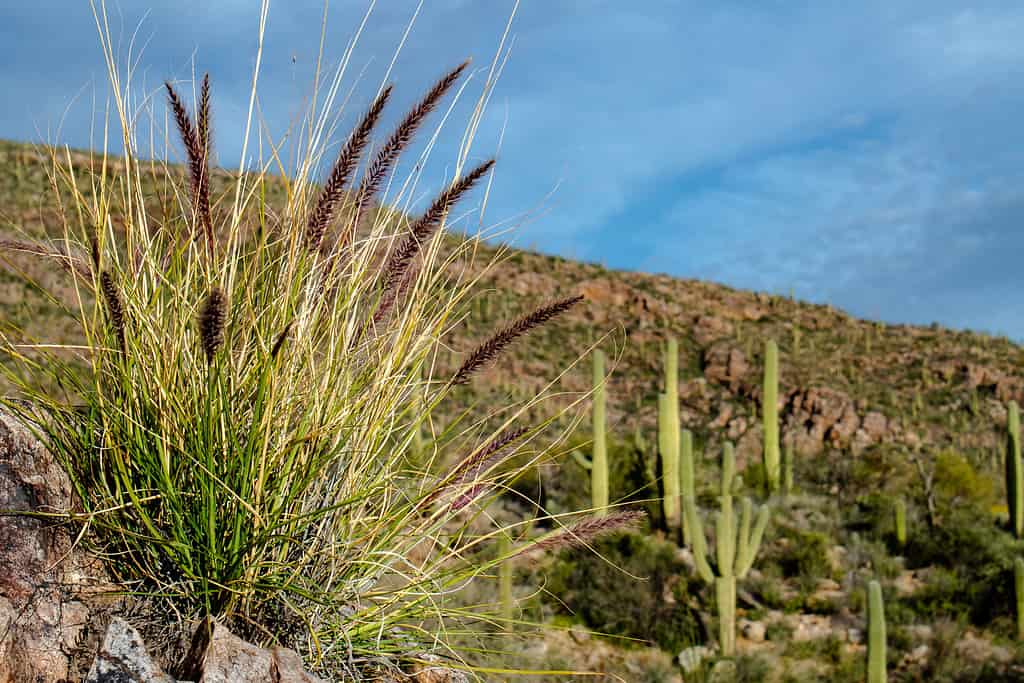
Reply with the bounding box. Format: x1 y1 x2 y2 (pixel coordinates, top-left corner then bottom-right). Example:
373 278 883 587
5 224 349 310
680 429 695 498
735 497 753 574
571 449 593 470
737 503 771 578
684 496 715 584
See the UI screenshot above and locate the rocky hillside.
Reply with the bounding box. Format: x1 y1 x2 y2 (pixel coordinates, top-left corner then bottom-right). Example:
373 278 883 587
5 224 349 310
3 137 1021 469
4 138 1024 681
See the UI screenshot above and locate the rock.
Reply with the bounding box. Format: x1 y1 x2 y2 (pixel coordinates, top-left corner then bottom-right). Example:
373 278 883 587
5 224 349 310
861 411 888 441
739 619 766 643
86 617 179 683
677 645 712 673
411 654 470 683
734 423 763 471
703 344 750 392
0 412 116 683
785 386 862 455
182 620 325 683
568 624 591 644
955 629 1013 664
790 614 832 642
693 315 733 346
894 570 924 596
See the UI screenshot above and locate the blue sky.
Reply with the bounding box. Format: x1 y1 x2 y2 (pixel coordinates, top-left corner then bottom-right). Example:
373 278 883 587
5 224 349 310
2 2 1022 340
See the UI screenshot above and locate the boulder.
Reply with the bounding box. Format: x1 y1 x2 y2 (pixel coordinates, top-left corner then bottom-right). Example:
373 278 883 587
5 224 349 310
85 617 178 683
0 412 116 683
178 620 326 683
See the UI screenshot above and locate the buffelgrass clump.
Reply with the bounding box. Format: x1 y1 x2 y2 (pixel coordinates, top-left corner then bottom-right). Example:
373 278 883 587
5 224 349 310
0 4 640 678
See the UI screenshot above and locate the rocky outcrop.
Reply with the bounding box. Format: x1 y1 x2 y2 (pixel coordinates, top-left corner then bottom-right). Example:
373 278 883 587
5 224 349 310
782 387 902 456
702 343 750 393
0 412 116 683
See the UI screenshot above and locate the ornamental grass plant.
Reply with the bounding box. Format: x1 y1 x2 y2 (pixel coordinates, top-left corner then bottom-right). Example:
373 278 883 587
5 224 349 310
0 3 642 678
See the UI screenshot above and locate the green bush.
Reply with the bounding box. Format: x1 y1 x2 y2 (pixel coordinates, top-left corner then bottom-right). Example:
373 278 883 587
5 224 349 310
904 510 1024 626
770 527 834 583
545 531 703 653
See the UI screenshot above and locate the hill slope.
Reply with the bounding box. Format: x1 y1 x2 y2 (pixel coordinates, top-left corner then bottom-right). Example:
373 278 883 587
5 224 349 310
3 138 1024 680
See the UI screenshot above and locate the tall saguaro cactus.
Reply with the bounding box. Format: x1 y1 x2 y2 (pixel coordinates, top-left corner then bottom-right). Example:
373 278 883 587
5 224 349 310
660 338 681 528
867 580 887 683
591 350 609 516
682 442 771 657
1009 401 1023 538
763 339 781 492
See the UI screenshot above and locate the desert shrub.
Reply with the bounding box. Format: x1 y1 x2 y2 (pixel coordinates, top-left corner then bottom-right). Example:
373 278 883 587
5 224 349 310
932 448 997 515
769 527 834 583
544 531 703 653
903 510 1024 626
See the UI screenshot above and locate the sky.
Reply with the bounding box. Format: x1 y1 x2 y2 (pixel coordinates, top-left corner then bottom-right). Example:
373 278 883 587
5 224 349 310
1 1 1022 340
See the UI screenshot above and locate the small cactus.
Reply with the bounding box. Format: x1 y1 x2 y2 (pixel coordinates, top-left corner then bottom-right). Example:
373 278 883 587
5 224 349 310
591 349 609 515
894 498 906 548
1008 401 1023 538
867 580 887 683
682 442 771 657
762 339 780 492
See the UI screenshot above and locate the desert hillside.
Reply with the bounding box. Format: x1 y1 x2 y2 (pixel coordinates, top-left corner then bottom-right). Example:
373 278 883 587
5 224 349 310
3 137 1024 681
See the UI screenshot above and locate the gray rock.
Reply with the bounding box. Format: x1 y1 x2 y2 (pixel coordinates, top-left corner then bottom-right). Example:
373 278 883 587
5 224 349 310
739 619 766 643
188 620 325 683
86 617 180 683
410 654 470 683
677 645 712 672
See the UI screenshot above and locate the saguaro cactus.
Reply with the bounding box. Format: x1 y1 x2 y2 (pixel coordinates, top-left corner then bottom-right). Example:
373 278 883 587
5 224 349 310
592 349 609 516
682 443 771 657
867 580 887 683
763 339 780 492
661 338 681 528
680 428 695 543
894 498 907 548
1009 401 1023 538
